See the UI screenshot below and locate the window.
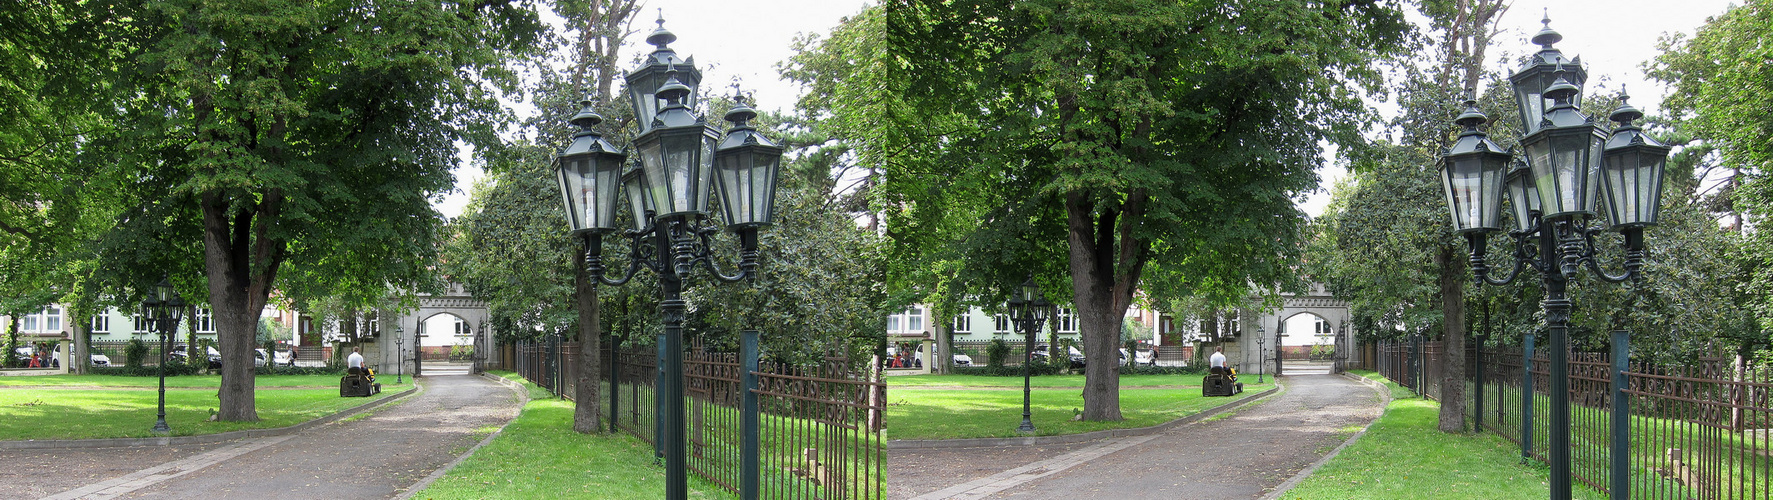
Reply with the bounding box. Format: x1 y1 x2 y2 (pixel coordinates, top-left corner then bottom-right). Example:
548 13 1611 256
23 306 62 333
994 314 1011 333
454 317 470 336
1056 308 1077 333
887 306 925 333
194 307 214 333
952 313 971 334
134 314 152 334
91 313 110 333
366 316 378 336
1314 317 1332 334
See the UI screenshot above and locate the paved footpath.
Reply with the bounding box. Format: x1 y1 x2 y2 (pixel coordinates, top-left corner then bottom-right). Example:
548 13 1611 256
890 373 1382 499
1 372 520 500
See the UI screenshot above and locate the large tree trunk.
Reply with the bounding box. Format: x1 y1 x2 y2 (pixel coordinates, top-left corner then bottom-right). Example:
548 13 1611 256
933 310 952 374
1435 245 1467 433
573 242 601 433
202 191 285 422
72 307 90 374
1066 191 1149 422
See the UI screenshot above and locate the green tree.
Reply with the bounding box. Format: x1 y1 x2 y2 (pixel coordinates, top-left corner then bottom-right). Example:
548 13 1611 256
1650 0 1773 355
94 0 546 421
885 0 1409 421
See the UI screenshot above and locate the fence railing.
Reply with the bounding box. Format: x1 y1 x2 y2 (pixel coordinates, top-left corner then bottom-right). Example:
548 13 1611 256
516 334 885 499
1374 338 1773 499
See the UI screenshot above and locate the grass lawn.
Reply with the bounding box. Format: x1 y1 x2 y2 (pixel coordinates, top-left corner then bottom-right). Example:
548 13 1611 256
888 373 1200 388
0 374 411 440
888 373 1274 440
1280 379 1605 499
416 376 732 499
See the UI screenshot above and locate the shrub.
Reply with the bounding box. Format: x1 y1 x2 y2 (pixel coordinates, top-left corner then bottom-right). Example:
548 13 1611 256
1119 364 1203 376
125 339 149 368
986 339 1009 368
954 359 1065 377
449 344 475 361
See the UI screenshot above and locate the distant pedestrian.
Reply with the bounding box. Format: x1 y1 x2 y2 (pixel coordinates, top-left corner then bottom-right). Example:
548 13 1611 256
28 352 41 368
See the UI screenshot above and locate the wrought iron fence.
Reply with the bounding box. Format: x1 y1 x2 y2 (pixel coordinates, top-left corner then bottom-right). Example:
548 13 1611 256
1375 338 1773 499
518 334 885 499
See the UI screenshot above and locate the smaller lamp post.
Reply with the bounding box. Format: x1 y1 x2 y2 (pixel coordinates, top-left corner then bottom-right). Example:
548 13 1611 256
1007 276 1054 434
142 276 184 434
1255 326 1266 384
394 324 405 384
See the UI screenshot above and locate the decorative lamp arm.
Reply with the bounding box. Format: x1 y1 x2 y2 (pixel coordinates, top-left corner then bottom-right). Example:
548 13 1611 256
1579 226 1640 284
1469 232 1525 286
700 226 758 283
584 232 643 287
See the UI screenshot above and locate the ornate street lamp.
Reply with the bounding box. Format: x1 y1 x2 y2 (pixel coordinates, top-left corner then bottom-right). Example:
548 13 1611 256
1254 326 1266 384
1006 276 1054 434
555 17 780 500
394 324 405 384
1439 15 1668 500
141 276 184 434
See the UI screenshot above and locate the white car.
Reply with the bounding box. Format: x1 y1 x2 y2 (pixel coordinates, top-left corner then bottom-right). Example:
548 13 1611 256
952 353 973 366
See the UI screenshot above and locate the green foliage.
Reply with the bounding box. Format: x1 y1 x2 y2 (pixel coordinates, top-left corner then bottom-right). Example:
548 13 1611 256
883 0 1409 419
124 338 148 368
1651 1 1773 356
92 363 202 377
449 344 474 361
985 338 1009 368
954 361 1065 377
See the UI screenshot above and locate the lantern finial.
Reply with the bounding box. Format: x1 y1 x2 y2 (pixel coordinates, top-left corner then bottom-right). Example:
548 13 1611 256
725 86 757 131
1453 89 1487 134
1532 10 1562 48
1609 87 1644 126
647 9 676 49
569 100 604 135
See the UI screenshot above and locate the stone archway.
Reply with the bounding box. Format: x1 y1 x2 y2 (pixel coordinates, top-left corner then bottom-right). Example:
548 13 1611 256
1240 283 1353 377
384 282 489 376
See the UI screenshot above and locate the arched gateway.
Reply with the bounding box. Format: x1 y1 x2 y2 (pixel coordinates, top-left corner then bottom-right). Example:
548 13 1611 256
376 283 491 376
1235 283 1355 377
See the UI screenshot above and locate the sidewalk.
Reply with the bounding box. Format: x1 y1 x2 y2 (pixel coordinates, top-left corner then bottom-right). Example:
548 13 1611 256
0 373 521 499
889 373 1383 499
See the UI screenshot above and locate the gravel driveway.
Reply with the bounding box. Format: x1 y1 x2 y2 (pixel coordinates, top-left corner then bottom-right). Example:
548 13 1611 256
3 373 520 500
889 373 1382 499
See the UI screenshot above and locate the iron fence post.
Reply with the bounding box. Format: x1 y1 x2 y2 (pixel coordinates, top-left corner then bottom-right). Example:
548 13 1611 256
1475 335 1485 432
1522 332 1535 462
610 336 621 434
741 330 759 500
1610 330 1628 500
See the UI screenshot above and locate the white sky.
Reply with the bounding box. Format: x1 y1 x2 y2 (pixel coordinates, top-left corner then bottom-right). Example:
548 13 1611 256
1295 0 1738 218
433 0 876 218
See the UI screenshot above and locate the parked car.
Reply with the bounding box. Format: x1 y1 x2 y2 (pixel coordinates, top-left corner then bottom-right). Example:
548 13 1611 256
171 345 222 368
11 345 108 367
1067 347 1128 368
1028 345 1051 362
952 353 973 367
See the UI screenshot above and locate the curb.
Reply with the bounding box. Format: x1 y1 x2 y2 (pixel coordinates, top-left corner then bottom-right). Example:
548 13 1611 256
396 372 531 499
0 383 420 450
888 383 1282 449
1259 372 1392 500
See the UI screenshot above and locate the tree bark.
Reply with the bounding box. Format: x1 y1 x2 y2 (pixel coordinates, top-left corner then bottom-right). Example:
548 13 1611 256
1435 245 1467 433
1066 191 1149 422
202 191 285 422
573 241 601 433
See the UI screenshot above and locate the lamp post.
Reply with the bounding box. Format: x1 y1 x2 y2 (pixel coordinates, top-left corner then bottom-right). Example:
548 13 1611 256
394 324 405 384
1007 277 1054 434
141 276 184 434
1437 15 1668 500
1254 326 1266 384
555 16 781 500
